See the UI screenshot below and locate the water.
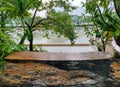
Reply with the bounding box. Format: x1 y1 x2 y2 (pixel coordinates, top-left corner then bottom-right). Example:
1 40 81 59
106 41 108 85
13 27 96 53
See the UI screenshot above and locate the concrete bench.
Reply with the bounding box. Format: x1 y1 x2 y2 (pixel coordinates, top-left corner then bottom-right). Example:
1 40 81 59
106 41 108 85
5 51 112 61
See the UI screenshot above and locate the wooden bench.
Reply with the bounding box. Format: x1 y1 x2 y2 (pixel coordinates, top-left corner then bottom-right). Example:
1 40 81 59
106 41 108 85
5 51 112 61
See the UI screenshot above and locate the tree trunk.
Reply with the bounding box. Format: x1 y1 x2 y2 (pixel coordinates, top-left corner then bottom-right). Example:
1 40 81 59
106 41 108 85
28 27 33 51
19 33 26 45
29 37 33 51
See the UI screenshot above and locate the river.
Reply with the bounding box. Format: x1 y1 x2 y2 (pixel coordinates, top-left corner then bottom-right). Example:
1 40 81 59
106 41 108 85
13 27 96 53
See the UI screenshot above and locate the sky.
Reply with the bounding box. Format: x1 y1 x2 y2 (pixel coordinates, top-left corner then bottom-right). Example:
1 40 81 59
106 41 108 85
30 0 86 17
69 0 86 16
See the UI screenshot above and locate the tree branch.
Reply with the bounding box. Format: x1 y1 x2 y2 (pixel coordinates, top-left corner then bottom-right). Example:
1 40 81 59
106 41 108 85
96 4 109 27
31 0 42 26
113 0 120 18
32 18 49 28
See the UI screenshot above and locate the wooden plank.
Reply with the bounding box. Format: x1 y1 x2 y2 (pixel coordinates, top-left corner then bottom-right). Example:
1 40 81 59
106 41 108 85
5 51 112 61
24 44 90 46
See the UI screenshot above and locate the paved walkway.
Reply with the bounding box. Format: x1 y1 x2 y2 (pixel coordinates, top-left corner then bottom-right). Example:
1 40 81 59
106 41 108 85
5 51 112 61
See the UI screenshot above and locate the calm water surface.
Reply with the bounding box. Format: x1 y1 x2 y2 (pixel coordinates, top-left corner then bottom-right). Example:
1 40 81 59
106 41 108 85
14 27 96 53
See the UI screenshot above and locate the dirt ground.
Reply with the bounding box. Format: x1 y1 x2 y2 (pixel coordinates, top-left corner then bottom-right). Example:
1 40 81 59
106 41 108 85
0 60 120 87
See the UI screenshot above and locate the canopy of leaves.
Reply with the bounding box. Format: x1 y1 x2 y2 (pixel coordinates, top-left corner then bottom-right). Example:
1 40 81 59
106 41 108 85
0 0 77 51
40 12 77 44
83 0 120 35
0 0 39 18
82 0 120 51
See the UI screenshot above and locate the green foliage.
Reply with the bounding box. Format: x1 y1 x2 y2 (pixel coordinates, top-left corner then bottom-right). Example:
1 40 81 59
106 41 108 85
0 29 13 58
45 0 77 12
0 0 39 17
84 26 111 51
52 12 77 44
0 29 26 58
0 28 27 70
1 0 77 51
0 60 5 71
41 12 77 44
82 0 120 51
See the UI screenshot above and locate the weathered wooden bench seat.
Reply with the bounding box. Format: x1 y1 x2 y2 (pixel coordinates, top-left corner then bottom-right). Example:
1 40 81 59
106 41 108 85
5 51 112 61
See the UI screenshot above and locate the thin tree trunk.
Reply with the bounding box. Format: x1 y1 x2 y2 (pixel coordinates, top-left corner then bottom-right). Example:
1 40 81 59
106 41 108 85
113 0 120 18
19 33 26 45
19 18 27 45
28 27 33 51
29 36 33 51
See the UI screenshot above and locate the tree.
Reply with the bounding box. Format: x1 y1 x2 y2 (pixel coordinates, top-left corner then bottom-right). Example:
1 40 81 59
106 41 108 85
0 0 28 59
41 12 77 44
82 0 120 51
0 0 39 51
1 0 77 51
